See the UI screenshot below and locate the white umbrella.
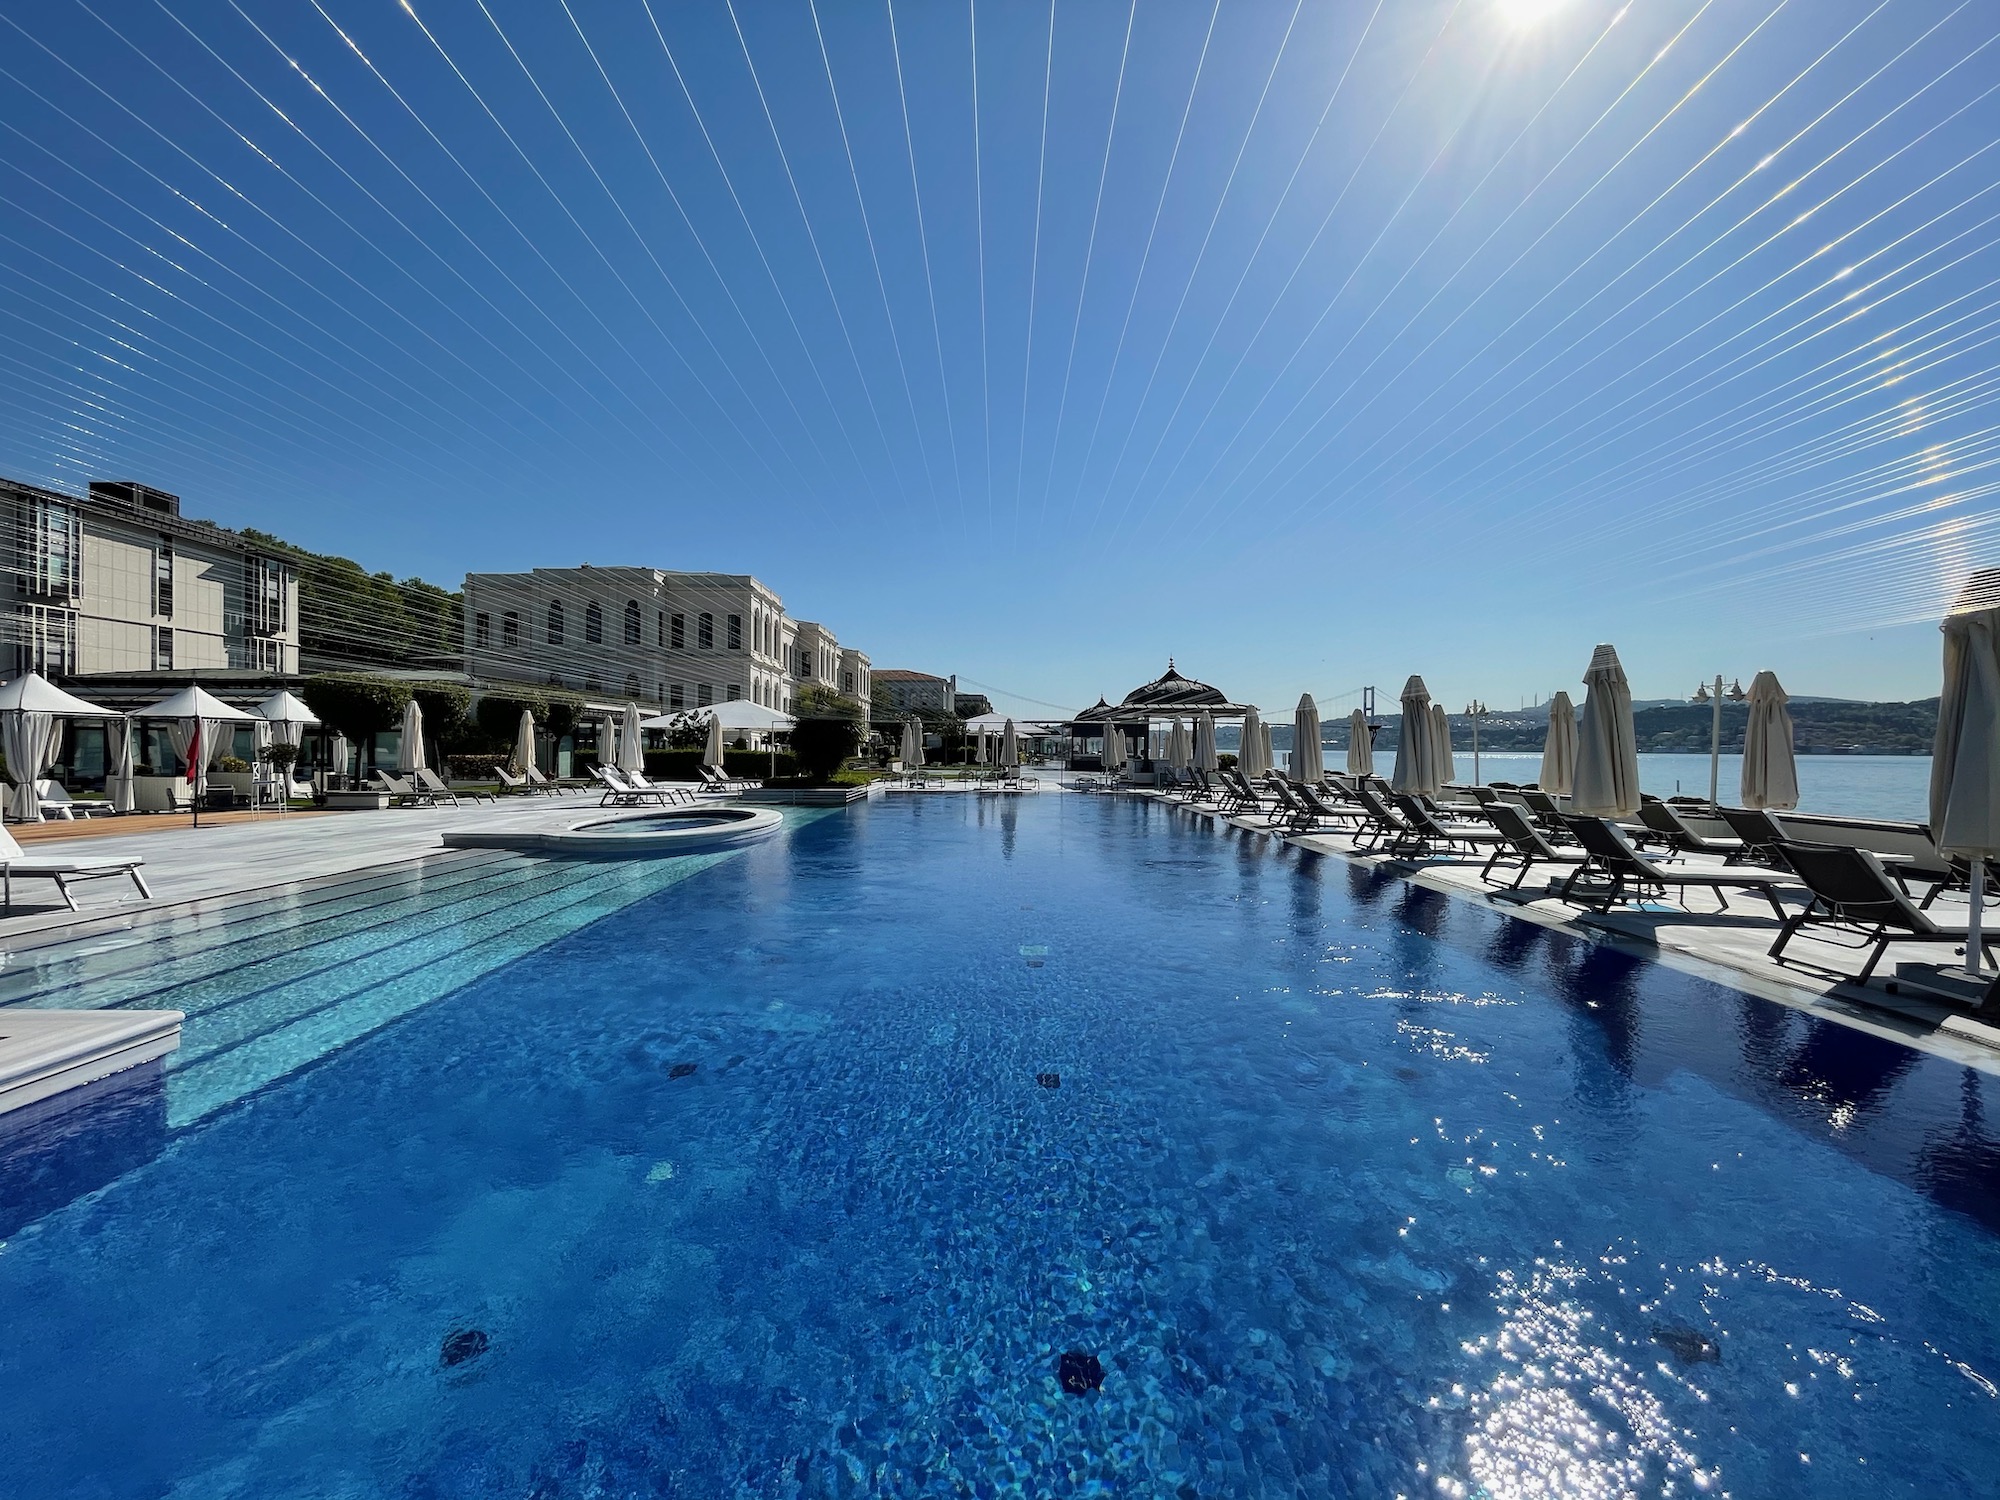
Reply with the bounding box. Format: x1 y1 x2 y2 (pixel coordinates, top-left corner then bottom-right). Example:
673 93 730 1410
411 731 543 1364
106 715 136 814
597 714 617 771
704 712 726 769
398 697 427 776
1291 694 1324 784
1391 676 1439 796
1571 644 1640 818
1102 719 1127 774
619 702 645 775
901 718 924 770
1740 671 1799 811
1930 578 2000 977
1236 709 1264 777
1261 721 1276 779
138 684 259 823
330 731 352 783
1169 717 1192 772
512 709 537 775
1000 719 1020 770
1430 703 1456 786
1539 691 1578 795
1193 709 1218 773
1347 708 1373 776
0 671 119 822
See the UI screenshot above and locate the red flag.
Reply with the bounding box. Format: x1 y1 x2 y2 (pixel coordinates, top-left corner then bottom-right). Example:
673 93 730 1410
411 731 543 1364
187 722 200 785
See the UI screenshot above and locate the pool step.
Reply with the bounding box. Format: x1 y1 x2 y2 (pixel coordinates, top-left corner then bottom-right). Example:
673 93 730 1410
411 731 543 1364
0 1009 183 1118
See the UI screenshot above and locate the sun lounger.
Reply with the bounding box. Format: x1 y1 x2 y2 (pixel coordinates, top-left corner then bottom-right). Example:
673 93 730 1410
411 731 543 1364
1715 806 1792 867
32 780 107 820
1767 840 1998 981
491 765 548 796
0 823 150 911
413 767 495 806
1634 801 1745 861
520 765 575 794
1293 781 1369 833
592 766 666 806
1558 815 1792 918
1478 802 1588 889
629 768 698 803
1517 789 1577 843
1390 793 1508 859
1350 782 1420 852
370 770 433 807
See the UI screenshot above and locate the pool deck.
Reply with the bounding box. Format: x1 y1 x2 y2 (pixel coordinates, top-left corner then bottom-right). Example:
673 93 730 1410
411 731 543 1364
1130 788 2000 1077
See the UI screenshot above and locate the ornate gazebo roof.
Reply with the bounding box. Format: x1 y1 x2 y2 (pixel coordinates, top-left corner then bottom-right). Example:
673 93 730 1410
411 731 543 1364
1067 663 1253 724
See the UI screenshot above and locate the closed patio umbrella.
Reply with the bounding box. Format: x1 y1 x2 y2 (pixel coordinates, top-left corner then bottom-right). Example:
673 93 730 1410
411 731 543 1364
330 731 351 785
1236 709 1264 777
1740 671 1799 811
704 712 726 769
901 718 924 770
1000 719 1019 770
1291 694 1323 783
1540 691 1578 795
1571 644 1640 818
512 710 537 775
619 702 645 775
1930 574 2000 977
597 714 617 770
398 698 427 776
0 671 119 822
1103 719 1128 774
1347 708 1373 777
1168 717 1192 772
1193 710 1218 773
1261 720 1276 778
1391 676 1439 796
1430 703 1456 787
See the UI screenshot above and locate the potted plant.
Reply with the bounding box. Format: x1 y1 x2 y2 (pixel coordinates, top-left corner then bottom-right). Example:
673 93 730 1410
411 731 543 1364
261 742 302 802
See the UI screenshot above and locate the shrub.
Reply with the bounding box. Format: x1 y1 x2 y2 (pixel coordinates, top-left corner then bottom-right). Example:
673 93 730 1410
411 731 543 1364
302 674 411 739
446 752 507 779
790 715 861 784
216 756 252 774
260 742 300 771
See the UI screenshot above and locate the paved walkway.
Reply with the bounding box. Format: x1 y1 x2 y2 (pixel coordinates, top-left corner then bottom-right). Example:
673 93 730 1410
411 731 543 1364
1137 789 2000 1077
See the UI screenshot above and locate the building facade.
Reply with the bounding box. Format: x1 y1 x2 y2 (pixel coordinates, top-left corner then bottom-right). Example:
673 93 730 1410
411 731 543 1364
874 669 957 715
461 565 864 715
2 476 300 681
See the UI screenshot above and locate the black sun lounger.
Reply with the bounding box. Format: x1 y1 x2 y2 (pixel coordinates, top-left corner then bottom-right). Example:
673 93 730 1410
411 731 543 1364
1478 802 1588 889
1768 840 1999 981
1558 815 1792 919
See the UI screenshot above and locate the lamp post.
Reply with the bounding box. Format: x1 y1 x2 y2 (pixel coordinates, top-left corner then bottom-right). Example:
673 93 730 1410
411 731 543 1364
1464 701 1490 786
1694 675 1750 806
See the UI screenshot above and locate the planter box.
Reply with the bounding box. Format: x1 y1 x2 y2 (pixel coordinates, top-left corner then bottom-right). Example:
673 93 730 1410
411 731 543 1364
130 775 190 814
737 784 873 807
323 790 392 811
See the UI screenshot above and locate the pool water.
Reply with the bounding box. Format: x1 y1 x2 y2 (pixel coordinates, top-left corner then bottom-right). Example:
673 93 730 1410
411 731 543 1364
3 793 1998 1497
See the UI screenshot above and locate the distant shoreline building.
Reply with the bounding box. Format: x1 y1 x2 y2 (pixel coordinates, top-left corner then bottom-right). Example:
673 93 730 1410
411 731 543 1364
461 564 869 717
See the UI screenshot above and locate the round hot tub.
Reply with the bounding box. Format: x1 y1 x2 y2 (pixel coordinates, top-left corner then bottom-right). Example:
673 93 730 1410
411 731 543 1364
442 805 784 857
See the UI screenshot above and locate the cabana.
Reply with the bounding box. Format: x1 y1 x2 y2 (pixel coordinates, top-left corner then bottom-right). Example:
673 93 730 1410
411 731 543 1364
0 672 122 822
1063 662 1256 773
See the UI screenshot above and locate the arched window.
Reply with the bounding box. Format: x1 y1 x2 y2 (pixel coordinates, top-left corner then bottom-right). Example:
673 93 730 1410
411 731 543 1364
585 601 603 644
546 600 564 645
623 600 641 645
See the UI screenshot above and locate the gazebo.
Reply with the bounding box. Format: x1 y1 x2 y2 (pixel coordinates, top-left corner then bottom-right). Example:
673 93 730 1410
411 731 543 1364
1064 662 1256 771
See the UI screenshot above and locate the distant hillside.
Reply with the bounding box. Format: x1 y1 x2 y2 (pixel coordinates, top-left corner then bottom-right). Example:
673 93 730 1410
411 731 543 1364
1336 699 1940 756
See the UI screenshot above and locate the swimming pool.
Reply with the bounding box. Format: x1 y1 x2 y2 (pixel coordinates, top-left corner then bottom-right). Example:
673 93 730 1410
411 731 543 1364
2 792 1997 1496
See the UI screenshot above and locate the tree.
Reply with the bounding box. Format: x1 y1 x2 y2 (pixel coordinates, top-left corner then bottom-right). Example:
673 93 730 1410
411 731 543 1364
300 674 411 739
413 684 473 751
474 691 550 749
789 716 861 783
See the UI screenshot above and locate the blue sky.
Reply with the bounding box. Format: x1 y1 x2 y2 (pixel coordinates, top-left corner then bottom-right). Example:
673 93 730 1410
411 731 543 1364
3 0 1997 717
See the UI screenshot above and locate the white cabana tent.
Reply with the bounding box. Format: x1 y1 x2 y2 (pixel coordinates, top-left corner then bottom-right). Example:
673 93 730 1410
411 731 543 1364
511 710 537 775
1292 694 1324 784
645 699 796 736
619 702 645 776
1540 691 1578 795
1740 671 1799 811
398 698 427 777
1391 676 1439 796
256 689 319 810
1572 644 1640 819
1430 703 1456 786
0 672 120 822
138 684 260 825
1193 709 1218 773
1347 708 1373 777
1236 709 1264 777
1931 577 2000 979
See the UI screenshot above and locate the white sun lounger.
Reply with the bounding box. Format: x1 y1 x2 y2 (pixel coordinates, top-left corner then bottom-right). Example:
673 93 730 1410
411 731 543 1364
0 823 150 912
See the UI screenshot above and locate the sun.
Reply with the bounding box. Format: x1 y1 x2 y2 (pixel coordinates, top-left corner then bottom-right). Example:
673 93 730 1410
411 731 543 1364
1495 0 1570 25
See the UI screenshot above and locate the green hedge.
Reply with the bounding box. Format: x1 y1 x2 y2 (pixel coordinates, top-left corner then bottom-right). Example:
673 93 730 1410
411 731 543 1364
643 748 796 782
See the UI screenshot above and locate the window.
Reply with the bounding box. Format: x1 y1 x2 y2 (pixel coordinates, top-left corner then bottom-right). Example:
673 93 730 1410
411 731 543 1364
670 613 685 648
698 612 714 650
658 610 666 647
154 625 173 671
625 671 641 696
843 671 854 694
727 613 741 650
624 600 641 645
547 600 565 645
697 683 713 707
502 611 520 647
727 683 740 702
669 683 685 710
12 604 77 675
474 613 491 648
244 556 287 636
585 675 602 694
584 601 603 644
18 498 81 600
154 540 174 619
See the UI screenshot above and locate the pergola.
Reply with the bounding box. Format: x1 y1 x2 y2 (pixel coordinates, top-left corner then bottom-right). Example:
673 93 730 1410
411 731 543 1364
1063 662 1255 771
